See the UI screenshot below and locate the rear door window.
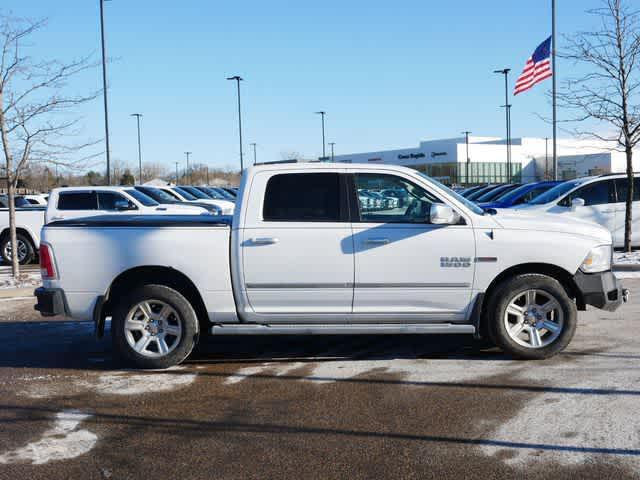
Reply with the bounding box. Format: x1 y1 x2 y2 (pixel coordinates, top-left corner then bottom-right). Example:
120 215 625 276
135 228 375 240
57 192 97 210
614 177 640 202
263 173 342 222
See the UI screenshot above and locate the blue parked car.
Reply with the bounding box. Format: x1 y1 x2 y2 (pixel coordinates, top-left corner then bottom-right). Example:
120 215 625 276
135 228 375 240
479 180 563 209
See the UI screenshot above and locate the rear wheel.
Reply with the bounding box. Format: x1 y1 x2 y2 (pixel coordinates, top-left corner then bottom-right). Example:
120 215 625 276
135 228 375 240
111 284 199 369
486 274 576 359
1 233 35 265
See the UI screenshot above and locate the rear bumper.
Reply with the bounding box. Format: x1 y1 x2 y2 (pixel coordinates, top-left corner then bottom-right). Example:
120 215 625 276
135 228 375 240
34 287 68 317
573 270 628 312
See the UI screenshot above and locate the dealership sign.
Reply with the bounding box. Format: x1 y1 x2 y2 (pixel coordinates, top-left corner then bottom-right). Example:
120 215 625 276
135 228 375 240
397 152 426 160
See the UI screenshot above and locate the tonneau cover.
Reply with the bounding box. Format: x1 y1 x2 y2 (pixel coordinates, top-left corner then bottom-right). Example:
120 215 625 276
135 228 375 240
45 214 233 228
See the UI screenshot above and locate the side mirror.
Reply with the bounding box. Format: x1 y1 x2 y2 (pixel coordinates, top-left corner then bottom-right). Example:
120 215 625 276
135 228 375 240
571 197 585 210
430 204 461 225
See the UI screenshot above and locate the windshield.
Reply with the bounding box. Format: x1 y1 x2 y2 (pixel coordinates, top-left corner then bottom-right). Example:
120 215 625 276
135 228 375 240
476 184 518 202
199 187 228 200
527 180 582 205
138 187 177 203
212 187 236 200
494 183 534 203
125 189 159 206
181 186 210 199
415 172 485 215
172 187 197 201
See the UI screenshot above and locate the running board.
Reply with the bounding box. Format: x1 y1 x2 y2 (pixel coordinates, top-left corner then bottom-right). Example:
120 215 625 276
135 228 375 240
210 323 475 335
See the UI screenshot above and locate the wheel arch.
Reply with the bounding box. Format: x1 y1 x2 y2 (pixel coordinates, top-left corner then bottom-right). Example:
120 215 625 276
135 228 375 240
476 262 583 340
102 266 209 336
0 227 38 249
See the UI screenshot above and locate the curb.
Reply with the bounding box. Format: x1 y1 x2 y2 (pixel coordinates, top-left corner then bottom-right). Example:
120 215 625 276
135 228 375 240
0 287 35 299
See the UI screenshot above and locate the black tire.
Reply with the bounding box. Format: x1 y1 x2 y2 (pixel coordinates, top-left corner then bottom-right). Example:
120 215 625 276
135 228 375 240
0 233 35 265
486 273 577 360
111 284 200 369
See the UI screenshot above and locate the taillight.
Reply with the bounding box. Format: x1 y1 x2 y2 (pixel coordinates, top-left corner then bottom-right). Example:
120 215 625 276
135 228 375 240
39 243 58 280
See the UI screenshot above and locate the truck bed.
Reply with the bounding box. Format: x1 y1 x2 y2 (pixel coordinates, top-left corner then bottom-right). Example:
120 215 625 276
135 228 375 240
41 214 235 321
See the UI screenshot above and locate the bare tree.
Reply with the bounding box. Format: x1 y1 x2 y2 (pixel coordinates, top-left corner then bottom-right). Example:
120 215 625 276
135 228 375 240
0 13 100 276
559 0 640 251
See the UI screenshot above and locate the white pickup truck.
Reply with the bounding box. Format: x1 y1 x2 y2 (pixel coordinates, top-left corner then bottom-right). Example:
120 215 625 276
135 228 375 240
0 206 46 265
35 163 627 369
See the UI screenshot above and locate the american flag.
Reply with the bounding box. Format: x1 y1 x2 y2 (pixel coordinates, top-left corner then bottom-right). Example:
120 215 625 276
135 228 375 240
514 36 552 95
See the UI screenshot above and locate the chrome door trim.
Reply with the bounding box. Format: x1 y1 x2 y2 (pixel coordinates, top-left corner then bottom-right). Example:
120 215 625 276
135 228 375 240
245 282 470 289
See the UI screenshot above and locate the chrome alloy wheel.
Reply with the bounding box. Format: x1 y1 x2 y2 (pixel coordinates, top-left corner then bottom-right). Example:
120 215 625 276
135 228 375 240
124 300 183 357
3 239 27 263
503 289 564 349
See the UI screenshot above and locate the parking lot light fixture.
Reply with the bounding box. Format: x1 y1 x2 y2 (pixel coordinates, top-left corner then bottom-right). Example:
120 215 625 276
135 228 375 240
227 76 244 172
130 113 143 183
315 111 326 159
184 152 192 183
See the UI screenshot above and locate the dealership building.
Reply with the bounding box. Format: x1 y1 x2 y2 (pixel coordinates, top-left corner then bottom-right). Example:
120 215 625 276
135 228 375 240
332 136 639 185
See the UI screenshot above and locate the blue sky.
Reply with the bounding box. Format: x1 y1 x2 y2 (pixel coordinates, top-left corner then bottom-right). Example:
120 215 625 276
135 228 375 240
3 0 607 172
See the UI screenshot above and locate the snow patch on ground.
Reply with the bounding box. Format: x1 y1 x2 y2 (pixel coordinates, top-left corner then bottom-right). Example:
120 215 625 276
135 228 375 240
225 352 639 470
0 266 41 290
0 410 96 465
614 250 640 265
82 368 197 395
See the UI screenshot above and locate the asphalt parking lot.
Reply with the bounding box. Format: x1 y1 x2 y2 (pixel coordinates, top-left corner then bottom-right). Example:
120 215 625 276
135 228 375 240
0 280 638 479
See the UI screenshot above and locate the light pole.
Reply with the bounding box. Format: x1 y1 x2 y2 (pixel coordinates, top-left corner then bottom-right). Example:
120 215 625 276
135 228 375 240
328 142 335 162
184 152 192 184
461 131 471 185
175 162 179 185
205 165 209 185
99 0 112 185
494 68 512 183
250 143 257 165
130 113 143 183
227 76 244 172
315 111 326 159
545 137 550 180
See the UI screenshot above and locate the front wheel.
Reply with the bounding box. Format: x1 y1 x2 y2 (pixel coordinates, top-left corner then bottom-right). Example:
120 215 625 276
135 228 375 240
111 284 200 369
486 274 577 360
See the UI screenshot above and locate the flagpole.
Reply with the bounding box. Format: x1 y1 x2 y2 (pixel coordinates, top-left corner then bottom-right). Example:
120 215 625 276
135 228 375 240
552 0 558 180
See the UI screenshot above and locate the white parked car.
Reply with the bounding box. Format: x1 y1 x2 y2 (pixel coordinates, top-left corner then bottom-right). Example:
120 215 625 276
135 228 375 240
156 186 235 215
16 194 49 206
35 163 626 369
514 173 638 247
45 186 211 223
0 206 45 264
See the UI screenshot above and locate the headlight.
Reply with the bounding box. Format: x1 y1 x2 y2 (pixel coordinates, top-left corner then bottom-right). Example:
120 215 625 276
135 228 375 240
580 245 612 273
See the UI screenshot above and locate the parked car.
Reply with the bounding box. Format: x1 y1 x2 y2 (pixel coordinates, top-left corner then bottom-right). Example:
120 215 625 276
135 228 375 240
45 186 210 223
36 163 625 369
220 187 238 197
466 184 501 201
514 173 639 247
459 185 488 197
0 205 46 264
194 186 236 202
16 194 49 206
157 186 235 215
474 183 522 203
479 181 563 209
133 186 222 215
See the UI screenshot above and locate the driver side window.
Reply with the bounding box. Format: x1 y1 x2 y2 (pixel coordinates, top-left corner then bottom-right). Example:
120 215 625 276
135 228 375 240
558 180 615 207
354 173 443 223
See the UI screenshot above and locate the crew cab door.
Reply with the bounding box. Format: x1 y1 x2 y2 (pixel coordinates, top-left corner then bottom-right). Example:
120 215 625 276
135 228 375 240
240 170 354 315
350 172 475 319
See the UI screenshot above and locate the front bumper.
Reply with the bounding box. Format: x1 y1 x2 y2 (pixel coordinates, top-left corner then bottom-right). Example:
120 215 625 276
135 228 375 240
34 287 68 317
573 270 628 312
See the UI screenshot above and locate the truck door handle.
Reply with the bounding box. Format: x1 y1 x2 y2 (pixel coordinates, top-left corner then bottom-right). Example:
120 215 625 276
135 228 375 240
50 216 64 221
251 237 279 245
601 209 615 213
364 238 390 245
